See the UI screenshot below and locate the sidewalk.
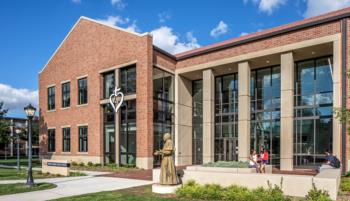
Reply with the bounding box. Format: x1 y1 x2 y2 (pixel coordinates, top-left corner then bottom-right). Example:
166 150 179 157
0 175 153 201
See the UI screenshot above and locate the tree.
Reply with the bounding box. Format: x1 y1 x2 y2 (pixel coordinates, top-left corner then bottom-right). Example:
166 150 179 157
0 102 10 144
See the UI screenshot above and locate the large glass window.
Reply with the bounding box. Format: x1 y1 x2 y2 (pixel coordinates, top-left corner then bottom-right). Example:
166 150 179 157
120 65 136 94
62 127 70 152
192 80 203 165
78 126 88 152
103 104 115 164
78 77 88 105
61 82 70 108
47 86 55 110
48 129 55 152
250 66 281 165
153 67 174 166
103 72 115 99
294 57 333 167
120 100 136 166
215 74 239 161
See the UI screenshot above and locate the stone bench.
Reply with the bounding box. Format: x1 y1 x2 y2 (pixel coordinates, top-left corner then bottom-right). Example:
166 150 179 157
153 165 341 200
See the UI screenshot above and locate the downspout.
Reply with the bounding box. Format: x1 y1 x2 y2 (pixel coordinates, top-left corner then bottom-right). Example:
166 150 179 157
341 18 347 175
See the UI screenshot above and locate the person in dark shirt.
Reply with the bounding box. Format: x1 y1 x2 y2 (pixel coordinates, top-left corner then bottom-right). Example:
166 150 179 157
318 150 340 172
325 151 336 167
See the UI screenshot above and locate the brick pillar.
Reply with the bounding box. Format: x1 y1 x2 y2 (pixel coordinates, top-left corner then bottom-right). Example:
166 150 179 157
202 69 215 163
333 39 342 158
136 35 153 169
175 74 193 166
238 61 251 162
280 52 294 171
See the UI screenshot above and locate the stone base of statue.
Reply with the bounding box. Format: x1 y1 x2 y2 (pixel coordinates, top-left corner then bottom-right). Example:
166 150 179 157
152 183 182 194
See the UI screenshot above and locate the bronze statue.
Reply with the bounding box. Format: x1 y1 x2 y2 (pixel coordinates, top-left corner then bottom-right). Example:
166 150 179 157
154 133 180 185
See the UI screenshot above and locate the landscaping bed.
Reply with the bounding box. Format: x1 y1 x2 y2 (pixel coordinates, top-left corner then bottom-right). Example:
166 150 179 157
51 181 334 201
0 182 56 195
70 162 137 172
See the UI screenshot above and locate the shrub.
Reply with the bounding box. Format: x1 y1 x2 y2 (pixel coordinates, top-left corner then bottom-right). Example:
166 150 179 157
78 162 85 167
71 161 78 166
202 161 249 168
87 162 94 167
305 183 332 201
176 181 291 201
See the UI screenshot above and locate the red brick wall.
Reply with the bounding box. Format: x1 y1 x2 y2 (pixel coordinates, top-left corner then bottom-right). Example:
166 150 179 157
153 50 176 71
346 18 350 170
39 18 153 160
176 22 341 68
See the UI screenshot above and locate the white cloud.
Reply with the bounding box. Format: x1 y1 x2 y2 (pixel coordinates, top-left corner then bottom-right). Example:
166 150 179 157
97 15 129 26
304 0 350 18
71 0 81 4
96 15 140 33
240 32 249 36
245 0 286 15
151 26 200 54
158 12 171 23
0 83 38 114
210 21 228 38
111 0 125 9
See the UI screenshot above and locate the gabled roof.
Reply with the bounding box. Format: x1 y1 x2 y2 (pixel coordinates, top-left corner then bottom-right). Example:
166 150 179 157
39 16 149 74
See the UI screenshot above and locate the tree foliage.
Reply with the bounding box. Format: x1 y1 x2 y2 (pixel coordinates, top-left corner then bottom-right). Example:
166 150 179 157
0 102 10 144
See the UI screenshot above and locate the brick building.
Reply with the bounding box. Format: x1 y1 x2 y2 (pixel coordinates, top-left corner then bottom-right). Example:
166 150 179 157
39 7 350 171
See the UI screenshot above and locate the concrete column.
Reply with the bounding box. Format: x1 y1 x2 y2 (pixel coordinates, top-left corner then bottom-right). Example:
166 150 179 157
333 40 342 158
202 69 215 163
238 61 251 162
280 52 294 171
174 74 193 166
114 68 120 165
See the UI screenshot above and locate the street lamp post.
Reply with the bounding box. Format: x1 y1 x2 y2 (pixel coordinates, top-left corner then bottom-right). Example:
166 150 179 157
15 129 21 171
24 104 36 187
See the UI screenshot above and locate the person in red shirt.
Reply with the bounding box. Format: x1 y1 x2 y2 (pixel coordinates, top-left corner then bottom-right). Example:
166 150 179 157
260 149 269 173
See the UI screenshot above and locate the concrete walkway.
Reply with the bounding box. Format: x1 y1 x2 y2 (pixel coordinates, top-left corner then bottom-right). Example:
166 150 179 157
0 175 153 201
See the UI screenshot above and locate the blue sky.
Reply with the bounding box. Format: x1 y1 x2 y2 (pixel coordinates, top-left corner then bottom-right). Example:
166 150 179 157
0 0 349 117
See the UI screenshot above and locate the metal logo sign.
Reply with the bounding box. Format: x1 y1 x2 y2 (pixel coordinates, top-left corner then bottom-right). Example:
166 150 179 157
109 87 124 113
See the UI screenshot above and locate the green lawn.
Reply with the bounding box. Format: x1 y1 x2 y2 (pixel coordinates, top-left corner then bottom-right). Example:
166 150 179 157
52 185 184 201
0 168 62 180
0 168 86 180
0 183 56 196
0 157 41 167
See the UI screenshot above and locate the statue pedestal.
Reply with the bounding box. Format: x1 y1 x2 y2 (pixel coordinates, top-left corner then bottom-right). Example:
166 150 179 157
152 184 181 194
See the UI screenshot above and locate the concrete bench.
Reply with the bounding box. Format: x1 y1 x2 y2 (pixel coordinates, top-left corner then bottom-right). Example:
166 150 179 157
153 165 341 200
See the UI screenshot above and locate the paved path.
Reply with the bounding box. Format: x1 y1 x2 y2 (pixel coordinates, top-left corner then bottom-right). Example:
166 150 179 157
0 175 153 201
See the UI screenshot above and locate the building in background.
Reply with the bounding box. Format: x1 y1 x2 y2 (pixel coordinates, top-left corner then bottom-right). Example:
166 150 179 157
0 117 39 158
39 7 350 171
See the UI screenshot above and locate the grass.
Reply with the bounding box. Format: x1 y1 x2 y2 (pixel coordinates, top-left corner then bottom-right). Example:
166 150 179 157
51 185 186 201
0 182 56 195
0 168 61 180
0 157 41 168
0 168 86 180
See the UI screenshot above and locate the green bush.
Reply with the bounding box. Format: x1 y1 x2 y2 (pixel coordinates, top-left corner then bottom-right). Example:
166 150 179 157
78 162 85 167
305 183 332 201
71 161 78 166
202 161 249 168
87 162 93 167
93 163 102 167
176 180 290 201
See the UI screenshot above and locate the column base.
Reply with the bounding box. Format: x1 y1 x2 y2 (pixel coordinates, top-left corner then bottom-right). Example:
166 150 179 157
136 157 153 169
280 158 293 171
